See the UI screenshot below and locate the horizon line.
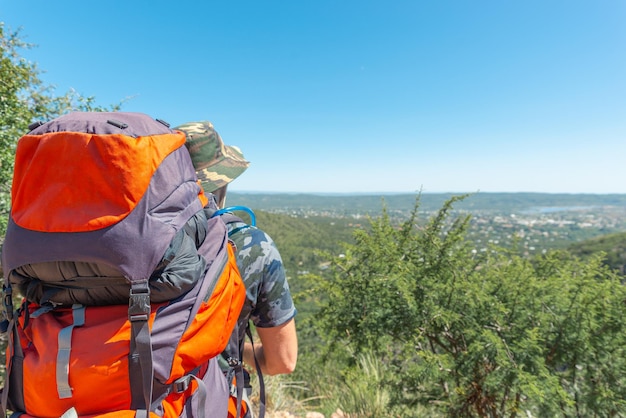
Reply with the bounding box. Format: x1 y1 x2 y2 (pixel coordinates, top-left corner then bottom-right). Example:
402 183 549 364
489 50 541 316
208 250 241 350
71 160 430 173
228 190 626 196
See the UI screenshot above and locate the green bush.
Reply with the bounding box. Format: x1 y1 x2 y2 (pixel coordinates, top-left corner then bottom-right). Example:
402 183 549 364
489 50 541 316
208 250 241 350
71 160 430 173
309 196 626 417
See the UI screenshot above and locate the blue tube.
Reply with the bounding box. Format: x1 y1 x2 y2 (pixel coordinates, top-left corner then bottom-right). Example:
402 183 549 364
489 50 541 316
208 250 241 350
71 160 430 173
212 206 256 227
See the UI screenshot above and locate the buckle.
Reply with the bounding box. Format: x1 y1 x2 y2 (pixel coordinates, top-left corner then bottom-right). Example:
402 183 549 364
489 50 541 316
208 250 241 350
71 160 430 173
128 285 150 322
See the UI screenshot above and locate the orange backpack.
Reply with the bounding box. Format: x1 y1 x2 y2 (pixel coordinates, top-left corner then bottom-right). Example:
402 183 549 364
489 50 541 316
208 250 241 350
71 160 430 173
1 111 246 417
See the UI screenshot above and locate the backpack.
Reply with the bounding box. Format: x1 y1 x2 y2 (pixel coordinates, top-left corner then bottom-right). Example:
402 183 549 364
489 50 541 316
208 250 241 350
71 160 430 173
0 111 247 417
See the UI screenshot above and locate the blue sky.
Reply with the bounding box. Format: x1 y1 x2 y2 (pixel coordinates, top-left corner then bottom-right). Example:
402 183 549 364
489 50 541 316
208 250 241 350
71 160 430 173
2 1 625 194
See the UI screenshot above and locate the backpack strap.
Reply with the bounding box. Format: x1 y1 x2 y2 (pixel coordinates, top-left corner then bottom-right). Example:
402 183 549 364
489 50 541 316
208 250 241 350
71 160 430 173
243 326 266 418
128 281 154 417
172 373 207 413
223 348 245 418
211 206 266 418
56 304 85 399
1 285 21 416
1 320 15 415
218 260 247 418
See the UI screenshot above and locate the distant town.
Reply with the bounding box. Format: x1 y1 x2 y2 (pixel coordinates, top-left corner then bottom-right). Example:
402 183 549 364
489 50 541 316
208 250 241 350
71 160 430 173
465 205 625 255
229 192 626 254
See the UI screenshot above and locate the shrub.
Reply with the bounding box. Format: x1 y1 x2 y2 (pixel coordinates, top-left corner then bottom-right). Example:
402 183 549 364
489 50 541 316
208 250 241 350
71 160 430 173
312 196 626 417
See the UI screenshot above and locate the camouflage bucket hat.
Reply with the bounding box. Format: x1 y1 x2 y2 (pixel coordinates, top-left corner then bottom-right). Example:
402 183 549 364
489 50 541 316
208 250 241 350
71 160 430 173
174 121 250 193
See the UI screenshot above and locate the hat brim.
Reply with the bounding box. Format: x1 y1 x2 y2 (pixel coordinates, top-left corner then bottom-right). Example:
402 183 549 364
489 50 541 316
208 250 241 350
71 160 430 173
196 145 250 193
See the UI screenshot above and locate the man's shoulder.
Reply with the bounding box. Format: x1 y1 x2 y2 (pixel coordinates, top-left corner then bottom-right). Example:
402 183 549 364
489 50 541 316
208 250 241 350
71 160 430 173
227 221 272 240
226 221 280 253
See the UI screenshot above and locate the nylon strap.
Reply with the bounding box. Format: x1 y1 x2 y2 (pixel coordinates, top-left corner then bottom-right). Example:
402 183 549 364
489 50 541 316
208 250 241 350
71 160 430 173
128 282 153 417
1 285 15 415
57 304 85 399
1 318 17 415
247 326 265 418
222 320 245 418
192 374 207 415
225 356 245 418
234 363 245 418
173 374 207 414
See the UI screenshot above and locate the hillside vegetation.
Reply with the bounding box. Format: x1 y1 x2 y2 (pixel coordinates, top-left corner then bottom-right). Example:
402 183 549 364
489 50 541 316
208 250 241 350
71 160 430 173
252 210 356 277
568 231 626 275
244 198 626 417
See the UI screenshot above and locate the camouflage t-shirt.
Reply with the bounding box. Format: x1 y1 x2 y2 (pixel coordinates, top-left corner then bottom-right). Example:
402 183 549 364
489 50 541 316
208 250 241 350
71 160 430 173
226 220 296 344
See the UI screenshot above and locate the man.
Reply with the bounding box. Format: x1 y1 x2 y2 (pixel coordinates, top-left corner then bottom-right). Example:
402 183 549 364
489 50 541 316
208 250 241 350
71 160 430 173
175 121 298 378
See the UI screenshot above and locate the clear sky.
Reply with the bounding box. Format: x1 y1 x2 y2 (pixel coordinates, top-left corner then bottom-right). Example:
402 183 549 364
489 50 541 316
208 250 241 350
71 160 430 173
2 0 625 194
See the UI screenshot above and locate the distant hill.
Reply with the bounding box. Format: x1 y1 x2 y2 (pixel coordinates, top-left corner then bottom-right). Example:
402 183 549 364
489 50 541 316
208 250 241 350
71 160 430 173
568 231 626 275
228 192 626 215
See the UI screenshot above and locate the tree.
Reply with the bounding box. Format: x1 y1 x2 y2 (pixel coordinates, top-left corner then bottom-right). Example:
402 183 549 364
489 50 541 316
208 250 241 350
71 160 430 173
0 23 122 234
312 195 626 417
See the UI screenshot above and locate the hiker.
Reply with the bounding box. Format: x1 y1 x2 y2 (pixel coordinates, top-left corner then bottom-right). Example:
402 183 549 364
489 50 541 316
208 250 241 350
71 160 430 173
175 121 298 377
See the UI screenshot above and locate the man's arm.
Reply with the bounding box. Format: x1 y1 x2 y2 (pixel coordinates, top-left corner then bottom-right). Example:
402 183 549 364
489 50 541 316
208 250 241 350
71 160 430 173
243 318 298 376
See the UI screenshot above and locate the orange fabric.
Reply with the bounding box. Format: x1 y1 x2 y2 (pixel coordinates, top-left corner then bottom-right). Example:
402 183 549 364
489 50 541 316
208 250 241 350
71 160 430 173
228 394 250 418
197 180 209 207
18 303 162 417
169 243 246 380
11 131 185 232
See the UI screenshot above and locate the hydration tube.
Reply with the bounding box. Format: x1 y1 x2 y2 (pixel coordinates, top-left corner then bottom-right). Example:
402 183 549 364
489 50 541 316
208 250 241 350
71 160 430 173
212 206 257 227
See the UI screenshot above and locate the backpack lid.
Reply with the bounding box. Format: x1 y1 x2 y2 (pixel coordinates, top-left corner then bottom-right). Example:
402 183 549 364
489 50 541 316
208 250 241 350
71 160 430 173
11 112 186 233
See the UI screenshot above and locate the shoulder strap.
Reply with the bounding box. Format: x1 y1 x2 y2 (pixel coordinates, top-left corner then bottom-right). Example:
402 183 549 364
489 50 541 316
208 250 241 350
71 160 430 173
211 206 266 418
128 281 153 416
246 326 266 418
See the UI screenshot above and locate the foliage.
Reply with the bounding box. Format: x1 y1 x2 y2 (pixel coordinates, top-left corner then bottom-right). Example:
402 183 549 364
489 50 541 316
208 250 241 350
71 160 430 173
309 195 626 417
568 231 626 275
243 210 356 293
0 23 123 235
334 352 392 417
247 373 313 417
